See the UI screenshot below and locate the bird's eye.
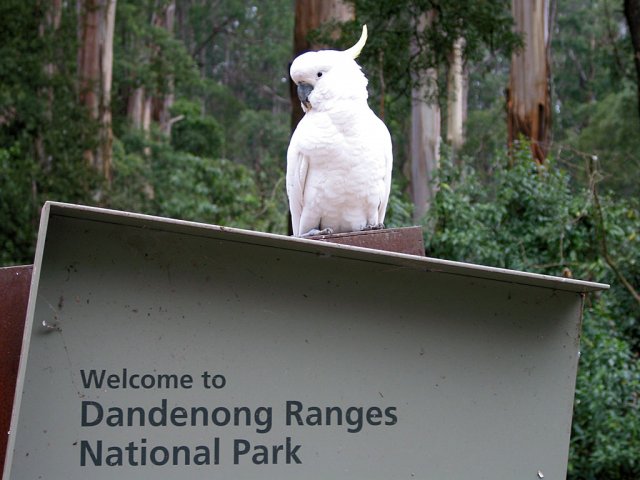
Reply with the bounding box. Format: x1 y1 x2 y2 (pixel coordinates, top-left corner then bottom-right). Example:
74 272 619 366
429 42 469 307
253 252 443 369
317 72 323 78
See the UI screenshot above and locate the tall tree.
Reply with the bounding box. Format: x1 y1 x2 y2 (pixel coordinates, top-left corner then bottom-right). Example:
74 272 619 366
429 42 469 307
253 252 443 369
123 0 178 136
446 37 468 155
124 1 152 132
625 0 640 118
507 0 552 164
153 0 177 136
36 0 63 170
77 0 117 184
410 11 440 222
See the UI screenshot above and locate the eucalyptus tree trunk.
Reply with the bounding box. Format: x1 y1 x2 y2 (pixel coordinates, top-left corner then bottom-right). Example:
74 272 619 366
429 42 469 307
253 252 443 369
77 0 117 185
625 0 640 118
507 0 551 164
290 0 355 130
127 1 176 136
41 0 62 113
410 11 440 223
154 1 176 136
36 0 63 171
446 37 468 157
127 87 146 130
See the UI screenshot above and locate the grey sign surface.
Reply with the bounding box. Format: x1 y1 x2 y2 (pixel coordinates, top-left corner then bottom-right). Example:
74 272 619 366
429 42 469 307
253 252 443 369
4 202 607 479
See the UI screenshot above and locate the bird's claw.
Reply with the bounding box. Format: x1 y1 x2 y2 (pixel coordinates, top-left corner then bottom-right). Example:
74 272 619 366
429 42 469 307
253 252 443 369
362 223 385 231
301 227 334 238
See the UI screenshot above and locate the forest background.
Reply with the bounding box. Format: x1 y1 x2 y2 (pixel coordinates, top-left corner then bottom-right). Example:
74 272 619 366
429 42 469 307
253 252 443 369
0 0 639 478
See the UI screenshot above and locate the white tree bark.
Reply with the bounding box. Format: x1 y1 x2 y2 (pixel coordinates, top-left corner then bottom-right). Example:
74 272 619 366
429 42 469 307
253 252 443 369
156 1 176 136
410 12 441 223
100 0 116 183
128 87 145 129
142 96 153 133
126 1 176 137
446 37 468 153
77 0 117 184
37 0 63 170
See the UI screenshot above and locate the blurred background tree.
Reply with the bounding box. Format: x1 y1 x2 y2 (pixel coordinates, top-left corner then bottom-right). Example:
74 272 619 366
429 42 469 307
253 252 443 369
0 0 638 477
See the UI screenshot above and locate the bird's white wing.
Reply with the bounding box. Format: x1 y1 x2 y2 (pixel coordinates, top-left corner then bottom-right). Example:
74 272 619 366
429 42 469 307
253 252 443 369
377 120 393 225
380 139 393 223
286 139 309 237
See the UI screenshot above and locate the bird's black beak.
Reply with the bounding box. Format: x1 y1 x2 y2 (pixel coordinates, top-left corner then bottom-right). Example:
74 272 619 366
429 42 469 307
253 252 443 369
297 83 313 110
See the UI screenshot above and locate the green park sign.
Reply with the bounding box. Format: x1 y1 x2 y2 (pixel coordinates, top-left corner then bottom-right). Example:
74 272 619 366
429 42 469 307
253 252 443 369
3 202 607 479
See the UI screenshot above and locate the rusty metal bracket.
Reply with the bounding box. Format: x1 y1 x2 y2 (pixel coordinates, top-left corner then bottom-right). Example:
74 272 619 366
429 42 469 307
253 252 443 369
0 265 32 473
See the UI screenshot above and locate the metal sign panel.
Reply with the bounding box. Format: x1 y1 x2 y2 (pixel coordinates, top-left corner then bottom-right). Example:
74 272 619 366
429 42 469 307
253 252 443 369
4 202 607 479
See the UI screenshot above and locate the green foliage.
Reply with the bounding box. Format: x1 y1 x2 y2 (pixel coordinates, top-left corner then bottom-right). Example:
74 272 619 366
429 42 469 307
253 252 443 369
109 134 154 213
217 109 290 233
385 178 414 229
571 300 640 480
171 101 225 158
109 0 292 235
175 0 293 113
0 0 100 265
198 80 247 133
228 110 288 166
0 144 37 265
111 130 277 231
460 105 508 179
152 149 260 228
562 86 640 197
426 143 587 274
170 1 293 234
550 0 638 200
589 193 640 345
553 0 633 131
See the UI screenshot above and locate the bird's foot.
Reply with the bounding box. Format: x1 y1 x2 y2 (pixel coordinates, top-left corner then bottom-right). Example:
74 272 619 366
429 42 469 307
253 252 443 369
361 223 385 231
300 227 334 238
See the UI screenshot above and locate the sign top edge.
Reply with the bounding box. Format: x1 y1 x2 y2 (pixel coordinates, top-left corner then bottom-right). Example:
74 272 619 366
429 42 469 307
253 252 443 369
43 201 609 294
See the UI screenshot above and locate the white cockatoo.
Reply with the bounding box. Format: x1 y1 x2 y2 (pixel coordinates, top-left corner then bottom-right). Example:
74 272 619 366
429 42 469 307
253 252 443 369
287 25 392 237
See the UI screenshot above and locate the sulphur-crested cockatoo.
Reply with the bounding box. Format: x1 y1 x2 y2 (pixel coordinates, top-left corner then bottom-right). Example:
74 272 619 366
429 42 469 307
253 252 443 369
287 25 392 237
